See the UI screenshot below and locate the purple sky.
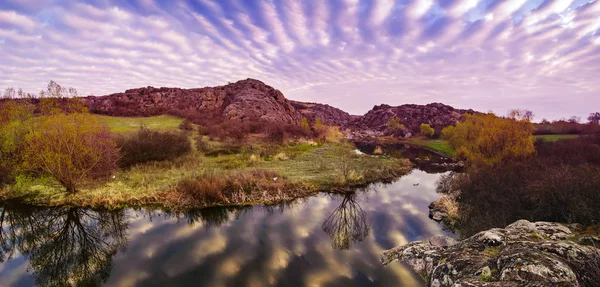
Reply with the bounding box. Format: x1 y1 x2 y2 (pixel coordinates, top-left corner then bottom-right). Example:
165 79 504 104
0 0 598 120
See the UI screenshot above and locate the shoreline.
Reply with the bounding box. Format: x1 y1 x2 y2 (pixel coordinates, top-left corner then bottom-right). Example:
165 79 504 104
0 143 413 211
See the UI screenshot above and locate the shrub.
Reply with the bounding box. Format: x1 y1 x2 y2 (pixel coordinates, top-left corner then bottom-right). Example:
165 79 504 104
166 169 294 206
179 118 194 131
22 113 119 192
442 113 535 166
420 123 435 138
266 124 285 143
117 127 191 167
195 135 210 153
386 116 404 134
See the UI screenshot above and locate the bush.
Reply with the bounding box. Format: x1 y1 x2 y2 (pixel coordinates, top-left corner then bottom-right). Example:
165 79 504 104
22 113 119 192
420 123 435 138
442 113 535 166
117 127 191 167
179 118 194 131
166 169 293 206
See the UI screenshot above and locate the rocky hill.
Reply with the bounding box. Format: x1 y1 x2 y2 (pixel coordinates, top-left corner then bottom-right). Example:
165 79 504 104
348 103 477 138
290 100 357 126
85 79 303 125
84 79 478 134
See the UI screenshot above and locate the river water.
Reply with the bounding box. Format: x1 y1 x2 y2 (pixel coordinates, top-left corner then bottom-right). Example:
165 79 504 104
0 167 451 287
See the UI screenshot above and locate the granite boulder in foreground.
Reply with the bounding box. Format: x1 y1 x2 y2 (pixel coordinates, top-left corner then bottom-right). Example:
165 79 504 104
381 220 600 286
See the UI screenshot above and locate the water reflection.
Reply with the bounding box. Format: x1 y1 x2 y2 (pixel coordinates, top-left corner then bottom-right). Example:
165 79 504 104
0 169 450 287
322 194 370 250
0 205 128 287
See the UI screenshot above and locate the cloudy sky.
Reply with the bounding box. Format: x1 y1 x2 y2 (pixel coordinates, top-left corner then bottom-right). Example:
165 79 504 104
0 0 598 120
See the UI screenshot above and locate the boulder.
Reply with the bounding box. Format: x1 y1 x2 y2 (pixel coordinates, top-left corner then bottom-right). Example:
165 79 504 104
382 220 600 286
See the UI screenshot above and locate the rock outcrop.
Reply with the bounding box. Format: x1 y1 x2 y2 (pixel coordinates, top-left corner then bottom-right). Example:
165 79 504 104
381 220 600 286
289 100 357 126
348 103 477 137
85 78 303 124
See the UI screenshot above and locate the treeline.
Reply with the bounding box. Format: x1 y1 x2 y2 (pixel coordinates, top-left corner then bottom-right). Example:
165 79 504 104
534 113 600 135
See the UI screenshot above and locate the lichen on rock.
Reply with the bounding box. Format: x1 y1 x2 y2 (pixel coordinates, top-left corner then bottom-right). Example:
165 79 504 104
381 220 600 286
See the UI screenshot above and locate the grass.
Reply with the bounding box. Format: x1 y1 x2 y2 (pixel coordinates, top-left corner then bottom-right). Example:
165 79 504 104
96 115 183 133
405 139 455 156
534 134 579 142
0 142 412 210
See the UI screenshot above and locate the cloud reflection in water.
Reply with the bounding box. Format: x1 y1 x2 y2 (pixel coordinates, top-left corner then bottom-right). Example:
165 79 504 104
0 169 449 287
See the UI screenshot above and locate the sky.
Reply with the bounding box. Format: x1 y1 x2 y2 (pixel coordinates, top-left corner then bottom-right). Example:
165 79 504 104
0 0 598 120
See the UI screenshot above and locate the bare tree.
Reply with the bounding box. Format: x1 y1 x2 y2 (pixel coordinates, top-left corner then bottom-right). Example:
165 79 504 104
0 205 129 286
322 194 370 250
3 88 15 99
588 112 600 124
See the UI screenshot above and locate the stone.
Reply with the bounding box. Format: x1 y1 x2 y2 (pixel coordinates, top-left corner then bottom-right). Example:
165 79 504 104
381 220 600 286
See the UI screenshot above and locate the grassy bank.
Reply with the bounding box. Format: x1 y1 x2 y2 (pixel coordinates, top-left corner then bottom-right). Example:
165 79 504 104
0 142 412 210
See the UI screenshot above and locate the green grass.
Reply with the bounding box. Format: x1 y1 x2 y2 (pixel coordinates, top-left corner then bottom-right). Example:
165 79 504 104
96 115 183 133
534 134 579 142
406 139 454 156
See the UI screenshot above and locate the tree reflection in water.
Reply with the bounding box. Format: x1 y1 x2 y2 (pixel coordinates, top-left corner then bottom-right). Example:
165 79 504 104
0 204 128 287
322 193 370 250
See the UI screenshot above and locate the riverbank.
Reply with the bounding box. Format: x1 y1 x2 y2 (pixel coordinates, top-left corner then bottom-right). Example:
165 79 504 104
0 142 412 210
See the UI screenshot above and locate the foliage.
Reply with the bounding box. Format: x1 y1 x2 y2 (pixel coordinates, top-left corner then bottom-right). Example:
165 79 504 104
386 116 404 133
441 113 535 166
0 101 34 183
332 141 356 183
178 118 194 131
419 123 435 138
301 117 311 133
21 113 119 193
116 127 191 167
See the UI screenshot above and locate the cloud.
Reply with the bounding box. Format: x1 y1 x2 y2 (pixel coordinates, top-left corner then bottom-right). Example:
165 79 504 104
0 0 598 120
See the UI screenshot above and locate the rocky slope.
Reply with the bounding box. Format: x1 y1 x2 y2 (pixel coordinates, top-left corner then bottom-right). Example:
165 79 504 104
348 103 477 138
382 220 600 286
85 79 302 125
289 100 357 126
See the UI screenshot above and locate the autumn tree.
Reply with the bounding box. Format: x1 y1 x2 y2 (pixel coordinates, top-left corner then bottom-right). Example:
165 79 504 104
441 112 535 166
300 117 311 133
22 113 119 193
420 123 435 138
386 116 404 134
0 101 34 182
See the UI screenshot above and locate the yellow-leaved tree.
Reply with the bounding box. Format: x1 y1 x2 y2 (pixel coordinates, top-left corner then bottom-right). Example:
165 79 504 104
420 123 435 138
441 112 535 166
22 112 119 193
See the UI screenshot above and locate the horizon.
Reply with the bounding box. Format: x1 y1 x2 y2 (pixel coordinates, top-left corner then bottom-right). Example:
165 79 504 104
0 0 599 120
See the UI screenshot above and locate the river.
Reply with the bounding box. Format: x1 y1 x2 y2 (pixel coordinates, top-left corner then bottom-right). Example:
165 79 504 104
0 166 451 287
